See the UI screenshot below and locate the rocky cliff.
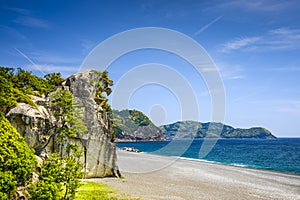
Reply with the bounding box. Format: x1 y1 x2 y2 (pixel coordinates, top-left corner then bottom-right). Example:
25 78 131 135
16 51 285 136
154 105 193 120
6 70 119 178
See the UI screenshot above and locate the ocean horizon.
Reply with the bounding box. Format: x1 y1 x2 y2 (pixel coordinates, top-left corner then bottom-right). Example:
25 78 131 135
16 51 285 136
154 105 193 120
117 138 300 175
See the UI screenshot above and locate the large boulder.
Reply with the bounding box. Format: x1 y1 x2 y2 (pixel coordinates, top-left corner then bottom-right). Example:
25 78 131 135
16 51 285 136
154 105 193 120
6 99 54 152
61 70 119 178
6 70 120 178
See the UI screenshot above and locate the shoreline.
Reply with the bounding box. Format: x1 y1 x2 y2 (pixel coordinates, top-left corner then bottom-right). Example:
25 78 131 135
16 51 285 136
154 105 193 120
130 150 300 177
175 155 300 177
93 150 300 200
116 138 300 175
115 138 280 143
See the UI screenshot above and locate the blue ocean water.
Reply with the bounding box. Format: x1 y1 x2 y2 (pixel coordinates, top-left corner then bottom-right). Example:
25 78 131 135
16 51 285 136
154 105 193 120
117 138 300 174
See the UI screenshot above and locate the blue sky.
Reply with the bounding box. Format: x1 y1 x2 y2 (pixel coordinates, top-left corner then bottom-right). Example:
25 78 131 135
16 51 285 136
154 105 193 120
1 0 300 137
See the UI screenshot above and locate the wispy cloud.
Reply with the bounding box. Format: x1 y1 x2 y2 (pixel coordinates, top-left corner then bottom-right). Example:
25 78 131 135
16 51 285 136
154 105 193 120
5 6 50 29
13 16 50 29
194 16 222 36
249 99 300 114
221 27 300 53
218 0 293 12
3 7 31 15
265 66 300 72
29 51 82 64
274 100 300 114
25 64 79 73
221 64 244 80
0 25 27 40
15 48 80 77
222 37 261 52
215 62 244 80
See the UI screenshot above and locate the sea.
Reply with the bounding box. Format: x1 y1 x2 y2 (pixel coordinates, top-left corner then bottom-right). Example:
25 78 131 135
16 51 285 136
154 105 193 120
117 138 300 175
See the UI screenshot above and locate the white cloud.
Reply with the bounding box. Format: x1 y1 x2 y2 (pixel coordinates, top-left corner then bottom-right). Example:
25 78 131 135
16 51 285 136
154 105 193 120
15 48 81 77
5 6 50 29
274 100 300 114
218 0 293 12
221 27 300 53
29 51 82 64
200 67 218 72
13 16 50 29
265 66 300 72
222 37 261 52
215 62 244 80
25 64 79 77
249 99 300 114
222 65 244 80
0 25 27 40
3 7 31 15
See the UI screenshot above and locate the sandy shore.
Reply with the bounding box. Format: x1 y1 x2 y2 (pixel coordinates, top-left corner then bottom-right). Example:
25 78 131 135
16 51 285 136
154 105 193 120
91 150 300 200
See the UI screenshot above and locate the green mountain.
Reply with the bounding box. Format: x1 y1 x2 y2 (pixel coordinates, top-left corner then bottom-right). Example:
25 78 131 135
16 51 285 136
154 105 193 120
113 109 276 140
112 109 166 141
160 121 276 139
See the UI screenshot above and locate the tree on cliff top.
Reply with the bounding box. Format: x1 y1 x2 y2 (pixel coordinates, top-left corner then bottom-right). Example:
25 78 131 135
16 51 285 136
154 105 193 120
0 113 37 199
0 67 65 114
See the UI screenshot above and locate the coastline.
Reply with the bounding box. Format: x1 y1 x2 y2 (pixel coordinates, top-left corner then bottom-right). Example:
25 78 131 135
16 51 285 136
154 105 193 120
175 156 300 176
92 150 300 200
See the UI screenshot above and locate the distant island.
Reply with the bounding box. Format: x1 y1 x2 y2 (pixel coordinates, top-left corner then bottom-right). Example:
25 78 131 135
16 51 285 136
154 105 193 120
112 109 276 141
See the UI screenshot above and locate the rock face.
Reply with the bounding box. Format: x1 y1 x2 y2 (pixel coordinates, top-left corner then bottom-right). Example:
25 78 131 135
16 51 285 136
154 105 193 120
6 70 119 178
6 99 55 153
61 70 119 178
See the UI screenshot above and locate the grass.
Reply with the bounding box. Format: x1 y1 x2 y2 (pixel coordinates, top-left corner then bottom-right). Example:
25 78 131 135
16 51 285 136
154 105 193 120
75 181 139 200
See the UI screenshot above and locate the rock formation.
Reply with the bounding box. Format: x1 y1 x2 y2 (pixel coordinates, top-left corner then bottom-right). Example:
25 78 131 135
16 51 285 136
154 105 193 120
61 70 119 178
6 97 55 153
6 70 119 178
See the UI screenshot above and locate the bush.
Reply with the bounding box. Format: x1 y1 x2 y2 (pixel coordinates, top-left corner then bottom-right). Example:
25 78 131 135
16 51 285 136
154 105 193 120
0 113 37 199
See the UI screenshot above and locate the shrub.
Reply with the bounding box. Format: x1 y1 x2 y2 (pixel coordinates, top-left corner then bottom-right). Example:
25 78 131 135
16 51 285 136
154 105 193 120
0 113 37 199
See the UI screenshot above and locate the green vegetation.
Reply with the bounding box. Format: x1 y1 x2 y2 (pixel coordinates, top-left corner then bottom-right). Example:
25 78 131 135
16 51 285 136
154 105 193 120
0 67 119 199
50 89 88 141
112 109 160 140
162 121 201 138
0 113 37 199
44 72 65 87
95 70 113 113
29 151 84 200
113 109 276 140
128 110 152 126
0 67 64 113
75 181 139 200
112 109 276 140
161 121 276 139
29 89 87 199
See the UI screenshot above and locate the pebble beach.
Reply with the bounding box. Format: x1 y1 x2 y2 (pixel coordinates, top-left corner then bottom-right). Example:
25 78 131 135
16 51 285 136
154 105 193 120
92 150 300 200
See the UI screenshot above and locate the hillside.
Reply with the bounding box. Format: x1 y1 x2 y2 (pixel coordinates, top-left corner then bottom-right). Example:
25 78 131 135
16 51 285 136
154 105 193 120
161 121 276 140
113 109 276 140
112 109 166 141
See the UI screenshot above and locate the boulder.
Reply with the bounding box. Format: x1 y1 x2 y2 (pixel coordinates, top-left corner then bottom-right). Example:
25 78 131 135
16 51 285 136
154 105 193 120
6 102 54 152
6 70 120 178
61 70 119 178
